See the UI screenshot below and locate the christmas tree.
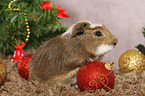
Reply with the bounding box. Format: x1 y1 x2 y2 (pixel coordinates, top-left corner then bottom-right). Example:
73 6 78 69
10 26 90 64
0 0 69 55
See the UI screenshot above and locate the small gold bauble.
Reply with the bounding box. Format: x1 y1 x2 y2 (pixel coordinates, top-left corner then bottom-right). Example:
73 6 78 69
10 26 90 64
25 22 28 25
25 38 29 42
119 50 145 72
27 29 30 31
27 32 30 34
26 25 29 28
27 35 30 38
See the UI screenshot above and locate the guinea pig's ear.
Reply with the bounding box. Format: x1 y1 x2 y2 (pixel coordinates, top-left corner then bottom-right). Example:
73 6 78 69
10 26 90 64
71 22 89 38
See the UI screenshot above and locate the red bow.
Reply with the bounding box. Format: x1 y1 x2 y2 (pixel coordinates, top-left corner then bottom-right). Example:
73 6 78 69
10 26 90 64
57 6 70 18
11 42 26 61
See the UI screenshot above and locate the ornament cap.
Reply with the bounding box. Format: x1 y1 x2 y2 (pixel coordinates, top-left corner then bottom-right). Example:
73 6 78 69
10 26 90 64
105 61 114 71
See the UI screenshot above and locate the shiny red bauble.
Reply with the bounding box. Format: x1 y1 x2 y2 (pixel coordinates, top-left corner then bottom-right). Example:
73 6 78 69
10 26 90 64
77 61 115 91
18 54 33 80
42 1 53 11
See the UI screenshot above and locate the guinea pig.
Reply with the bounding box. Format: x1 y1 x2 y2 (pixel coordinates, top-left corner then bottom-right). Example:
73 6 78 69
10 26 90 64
29 21 118 86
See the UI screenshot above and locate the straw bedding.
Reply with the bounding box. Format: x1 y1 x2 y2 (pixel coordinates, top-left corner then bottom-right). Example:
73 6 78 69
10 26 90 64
0 55 145 96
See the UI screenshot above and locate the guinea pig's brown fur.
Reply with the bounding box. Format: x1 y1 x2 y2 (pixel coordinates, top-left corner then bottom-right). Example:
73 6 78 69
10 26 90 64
29 21 118 86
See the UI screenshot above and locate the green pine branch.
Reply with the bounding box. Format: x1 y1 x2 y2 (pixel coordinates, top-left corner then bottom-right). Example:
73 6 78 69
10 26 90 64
0 0 68 55
136 28 145 55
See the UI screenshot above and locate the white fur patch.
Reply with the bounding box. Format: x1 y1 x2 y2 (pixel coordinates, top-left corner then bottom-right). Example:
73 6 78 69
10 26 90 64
95 44 113 55
88 21 103 28
61 21 103 37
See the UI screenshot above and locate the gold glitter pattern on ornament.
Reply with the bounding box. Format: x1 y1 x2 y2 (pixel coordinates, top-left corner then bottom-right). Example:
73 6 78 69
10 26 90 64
119 50 145 72
0 60 6 85
89 80 98 87
98 74 109 89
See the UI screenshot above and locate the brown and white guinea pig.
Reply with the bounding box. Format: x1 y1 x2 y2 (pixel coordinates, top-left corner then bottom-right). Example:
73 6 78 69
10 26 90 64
29 21 118 86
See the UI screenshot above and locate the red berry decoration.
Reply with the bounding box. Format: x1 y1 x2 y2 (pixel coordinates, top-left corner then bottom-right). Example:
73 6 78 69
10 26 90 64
42 1 53 11
57 5 70 18
77 61 115 92
18 54 33 80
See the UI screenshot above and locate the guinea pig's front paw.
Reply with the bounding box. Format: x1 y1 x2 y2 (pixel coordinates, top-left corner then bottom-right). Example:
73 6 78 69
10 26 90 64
83 60 90 64
89 55 104 61
97 55 104 60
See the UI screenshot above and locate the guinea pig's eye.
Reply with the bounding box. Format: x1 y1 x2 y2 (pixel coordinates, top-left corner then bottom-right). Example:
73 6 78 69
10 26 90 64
94 31 103 37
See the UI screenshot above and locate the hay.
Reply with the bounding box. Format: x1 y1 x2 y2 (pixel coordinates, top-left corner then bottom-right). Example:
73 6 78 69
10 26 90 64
0 55 145 96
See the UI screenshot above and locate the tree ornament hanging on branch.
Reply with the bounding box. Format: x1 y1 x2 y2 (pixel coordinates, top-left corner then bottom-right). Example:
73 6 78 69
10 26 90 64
41 1 70 18
8 0 31 43
11 42 25 61
8 0 31 61
0 0 68 55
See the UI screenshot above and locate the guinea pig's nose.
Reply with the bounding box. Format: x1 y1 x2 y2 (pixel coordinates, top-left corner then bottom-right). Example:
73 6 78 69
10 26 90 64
113 38 118 46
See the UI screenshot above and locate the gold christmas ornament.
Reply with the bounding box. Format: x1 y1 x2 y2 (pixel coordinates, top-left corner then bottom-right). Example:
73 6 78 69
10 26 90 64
119 50 145 72
0 60 7 86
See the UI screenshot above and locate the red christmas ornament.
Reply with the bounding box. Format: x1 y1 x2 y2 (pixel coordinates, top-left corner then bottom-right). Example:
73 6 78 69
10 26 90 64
57 5 70 18
11 42 26 61
42 1 53 11
18 54 33 80
77 61 115 92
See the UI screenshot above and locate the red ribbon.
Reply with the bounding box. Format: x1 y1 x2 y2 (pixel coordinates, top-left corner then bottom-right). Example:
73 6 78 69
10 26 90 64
57 6 70 18
11 42 26 61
